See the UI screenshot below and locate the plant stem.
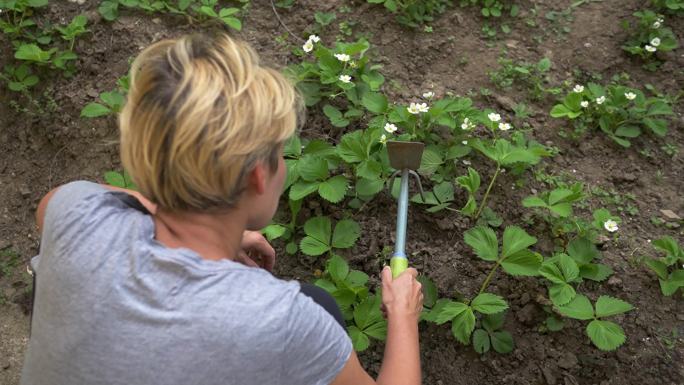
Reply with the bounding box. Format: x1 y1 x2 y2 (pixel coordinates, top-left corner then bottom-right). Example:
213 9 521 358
478 260 501 294
474 163 501 220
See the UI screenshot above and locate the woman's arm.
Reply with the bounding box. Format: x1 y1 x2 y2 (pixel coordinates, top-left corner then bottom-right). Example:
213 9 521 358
331 267 423 385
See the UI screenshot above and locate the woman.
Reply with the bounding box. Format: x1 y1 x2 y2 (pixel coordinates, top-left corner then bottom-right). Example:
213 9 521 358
22 33 423 385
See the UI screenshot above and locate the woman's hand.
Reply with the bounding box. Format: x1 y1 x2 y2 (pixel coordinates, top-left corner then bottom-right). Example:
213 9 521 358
236 230 276 271
380 266 423 323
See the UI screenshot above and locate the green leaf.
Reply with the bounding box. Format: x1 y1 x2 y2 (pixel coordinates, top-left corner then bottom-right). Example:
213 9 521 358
451 307 476 344
567 237 599 265
262 224 287 242
337 130 368 163
501 250 542 276
361 92 388 114
644 259 668 280
482 312 505 332
556 294 594 320
80 103 112 118
501 226 536 258
353 295 380 330
594 296 633 318
15 44 54 63
615 125 641 138
643 118 668 137
580 264 613 282
323 104 350 127
363 320 387 341
646 101 672 116
348 325 370 351
545 316 564 332
586 320 626 351
303 216 331 246
652 236 681 262
522 196 547 208
433 301 469 324
557 254 580 282
100 91 125 111
318 175 348 203
98 0 119 20
327 254 349 283
300 237 330 256
356 159 382 180
471 293 508 315
104 171 125 187
417 275 437 309
549 283 576 306
289 181 319 201
464 226 499 262
472 329 490 354
298 156 328 181
332 219 360 249
355 177 384 196
418 147 443 175
540 261 566 285
490 331 514 353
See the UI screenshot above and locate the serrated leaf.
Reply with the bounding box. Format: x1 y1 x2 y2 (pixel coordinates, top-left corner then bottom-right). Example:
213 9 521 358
451 307 476 344
104 171 125 187
303 216 331 245
549 283 576 306
332 219 360 249
433 301 469 324
595 296 633 318
501 226 536 258
567 237 599 265
361 92 388 114
473 329 490 354
353 294 381 330
482 312 505 332
545 316 564 332
464 226 499 261
363 320 387 341
356 159 382 180
471 293 508 314
490 331 514 353
327 255 349 283
644 259 668 280
262 224 287 241
318 175 348 203
300 236 329 256
557 253 580 282
522 196 547 208
355 177 384 196
501 250 542 276
418 147 443 175
80 103 112 118
337 130 368 163
417 275 438 309
289 180 318 201
586 320 626 351
580 264 613 282
348 325 370 351
556 294 594 320
298 156 328 181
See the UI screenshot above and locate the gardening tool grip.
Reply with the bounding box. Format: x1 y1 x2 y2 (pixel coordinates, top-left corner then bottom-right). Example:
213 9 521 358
390 256 408 279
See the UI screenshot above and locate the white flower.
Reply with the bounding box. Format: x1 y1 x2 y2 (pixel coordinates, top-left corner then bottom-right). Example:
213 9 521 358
595 96 606 105
604 219 618 233
334 53 351 62
407 102 429 114
645 45 657 52
338 74 352 83
462 140 468 145
487 112 501 122
462 160 471 166
422 91 435 99
625 92 637 100
580 101 589 108
498 122 511 131
302 40 314 53
650 37 661 47
308 35 320 43
573 84 584 93
384 123 398 133
379 134 387 144
461 117 475 130
349 61 357 68
652 21 661 29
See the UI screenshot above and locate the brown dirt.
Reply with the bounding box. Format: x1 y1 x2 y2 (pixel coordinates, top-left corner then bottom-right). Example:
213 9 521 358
1 1 683 384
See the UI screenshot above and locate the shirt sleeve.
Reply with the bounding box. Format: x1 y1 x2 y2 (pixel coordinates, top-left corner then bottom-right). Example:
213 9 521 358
35 181 108 273
284 291 353 385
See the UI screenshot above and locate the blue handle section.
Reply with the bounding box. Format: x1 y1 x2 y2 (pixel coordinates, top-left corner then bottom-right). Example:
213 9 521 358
393 169 410 263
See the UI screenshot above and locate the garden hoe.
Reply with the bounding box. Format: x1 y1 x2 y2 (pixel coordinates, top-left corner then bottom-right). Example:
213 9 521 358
387 141 425 279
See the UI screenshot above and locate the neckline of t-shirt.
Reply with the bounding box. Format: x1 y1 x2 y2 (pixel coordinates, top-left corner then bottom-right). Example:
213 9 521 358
134 204 253 273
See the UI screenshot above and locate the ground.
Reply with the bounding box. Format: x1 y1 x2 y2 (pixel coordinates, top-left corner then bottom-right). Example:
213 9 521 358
1 0 683 384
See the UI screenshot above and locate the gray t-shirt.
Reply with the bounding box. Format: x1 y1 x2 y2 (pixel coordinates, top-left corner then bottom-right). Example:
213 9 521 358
21 181 352 385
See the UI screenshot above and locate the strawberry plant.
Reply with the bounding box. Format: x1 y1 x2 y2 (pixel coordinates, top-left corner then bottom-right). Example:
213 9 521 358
471 312 514 354
315 255 387 351
81 73 129 118
622 10 678 70
104 169 137 189
299 216 361 258
555 295 633 351
643 236 684 296
550 83 674 147
365 0 453 28
262 198 302 255
460 0 519 18
489 56 558 100
649 0 684 12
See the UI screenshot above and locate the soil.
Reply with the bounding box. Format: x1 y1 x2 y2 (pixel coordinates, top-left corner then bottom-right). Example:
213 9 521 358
1 1 684 384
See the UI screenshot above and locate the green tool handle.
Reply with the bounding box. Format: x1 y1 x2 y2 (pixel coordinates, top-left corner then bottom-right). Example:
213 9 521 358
390 256 408 279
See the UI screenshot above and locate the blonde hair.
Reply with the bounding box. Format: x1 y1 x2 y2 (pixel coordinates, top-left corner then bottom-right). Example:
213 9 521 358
119 33 301 211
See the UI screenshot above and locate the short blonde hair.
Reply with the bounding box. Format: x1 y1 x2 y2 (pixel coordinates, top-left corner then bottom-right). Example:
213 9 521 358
119 33 301 211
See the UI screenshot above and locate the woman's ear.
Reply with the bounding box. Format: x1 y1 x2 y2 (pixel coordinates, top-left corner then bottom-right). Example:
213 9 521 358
247 161 268 195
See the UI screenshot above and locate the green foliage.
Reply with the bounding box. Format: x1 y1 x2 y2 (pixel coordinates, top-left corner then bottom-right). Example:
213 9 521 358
81 73 129 118
550 82 674 147
366 0 453 28
460 0 519 18
299 216 361 258
0 248 21 278
643 236 684 296
315 255 386 351
262 198 302 255
622 10 678 68
98 0 247 30
489 56 558 100
523 184 584 218
464 225 542 276
649 0 684 12
556 294 633 351
104 170 137 190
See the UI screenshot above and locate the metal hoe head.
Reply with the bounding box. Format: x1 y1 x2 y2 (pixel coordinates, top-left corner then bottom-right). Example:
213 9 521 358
386 141 425 171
